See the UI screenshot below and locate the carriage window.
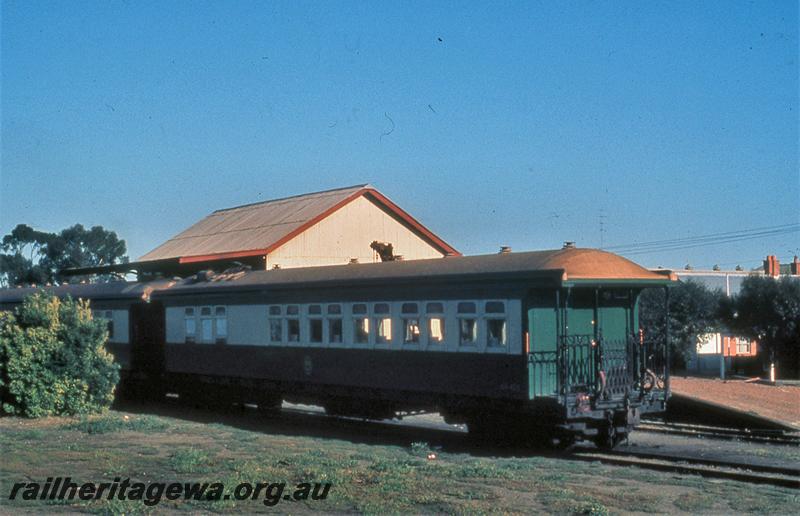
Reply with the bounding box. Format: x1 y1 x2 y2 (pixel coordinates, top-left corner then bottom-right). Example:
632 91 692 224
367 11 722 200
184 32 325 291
374 303 392 344
458 302 477 345
288 319 300 342
269 319 283 344
214 306 227 344
457 302 476 313
377 319 392 344
485 301 504 314
487 319 507 347
353 304 369 344
403 321 420 344
309 319 323 343
268 306 282 344
328 304 343 344
200 307 213 343
401 303 419 344
286 305 300 342
100 310 114 340
184 308 196 343
485 301 506 347
308 305 323 344
426 303 445 344
329 318 343 344
459 320 477 345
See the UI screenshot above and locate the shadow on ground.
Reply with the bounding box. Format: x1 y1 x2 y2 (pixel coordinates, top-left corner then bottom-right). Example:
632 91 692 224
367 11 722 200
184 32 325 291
113 397 571 460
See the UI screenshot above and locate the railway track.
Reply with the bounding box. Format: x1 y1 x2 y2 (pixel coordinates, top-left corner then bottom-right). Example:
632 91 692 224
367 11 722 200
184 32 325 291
571 449 800 489
277 405 800 489
152 399 799 489
638 420 800 446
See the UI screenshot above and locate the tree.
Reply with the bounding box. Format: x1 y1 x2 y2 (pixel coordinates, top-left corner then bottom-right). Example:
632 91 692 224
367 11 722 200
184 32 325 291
639 280 724 369
0 292 120 417
720 276 800 378
0 224 128 287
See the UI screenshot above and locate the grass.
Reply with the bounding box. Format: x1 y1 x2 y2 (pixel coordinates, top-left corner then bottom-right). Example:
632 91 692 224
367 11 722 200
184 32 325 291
1 409 798 514
169 448 212 474
65 414 171 434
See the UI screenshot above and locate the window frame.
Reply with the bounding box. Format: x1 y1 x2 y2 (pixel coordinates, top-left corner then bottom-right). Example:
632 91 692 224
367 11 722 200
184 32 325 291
183 307 197 344
267 305 284 346
456 301 479 348
285 304 301 344
484 300 513 353
424 301 447 349
736 337 751 354
400 302 421 347
214 305 227 345
307 304 324 346
199 306 214 344
373 303 393 347
327 304 343 346
484 301 507 349
351 303 371 347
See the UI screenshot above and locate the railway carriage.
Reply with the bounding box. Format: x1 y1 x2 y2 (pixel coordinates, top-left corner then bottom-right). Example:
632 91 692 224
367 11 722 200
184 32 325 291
0 247 675 448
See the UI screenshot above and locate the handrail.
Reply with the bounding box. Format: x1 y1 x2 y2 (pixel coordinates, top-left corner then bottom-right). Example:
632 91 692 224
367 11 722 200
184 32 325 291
556 334 668 400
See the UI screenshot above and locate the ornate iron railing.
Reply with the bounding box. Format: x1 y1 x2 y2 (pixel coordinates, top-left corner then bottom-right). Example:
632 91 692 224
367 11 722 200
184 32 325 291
558 335 598 395
531 333 669 403
529 350 558 397
596 338 633 400
633 334 668 396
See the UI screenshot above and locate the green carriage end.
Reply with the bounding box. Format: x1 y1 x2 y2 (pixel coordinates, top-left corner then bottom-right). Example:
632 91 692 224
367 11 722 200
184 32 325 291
524 260 675 402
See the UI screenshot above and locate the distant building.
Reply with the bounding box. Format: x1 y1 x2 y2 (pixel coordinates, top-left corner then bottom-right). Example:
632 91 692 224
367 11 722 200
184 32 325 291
665 255 799 376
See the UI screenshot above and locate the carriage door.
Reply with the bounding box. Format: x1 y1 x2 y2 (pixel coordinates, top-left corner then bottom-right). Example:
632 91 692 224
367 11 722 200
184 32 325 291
130 301 166 382
527 290 559 398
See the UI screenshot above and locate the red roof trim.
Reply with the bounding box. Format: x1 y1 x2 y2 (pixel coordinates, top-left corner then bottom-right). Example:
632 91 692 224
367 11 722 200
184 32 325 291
361 189 461 256
178 187 460 263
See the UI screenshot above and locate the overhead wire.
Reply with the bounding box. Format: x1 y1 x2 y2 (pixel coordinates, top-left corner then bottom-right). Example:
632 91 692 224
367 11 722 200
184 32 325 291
604 224 799 256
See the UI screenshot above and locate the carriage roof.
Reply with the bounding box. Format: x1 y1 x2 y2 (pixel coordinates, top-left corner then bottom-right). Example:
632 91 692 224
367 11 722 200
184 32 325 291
156 247 675 296
0 248 674 305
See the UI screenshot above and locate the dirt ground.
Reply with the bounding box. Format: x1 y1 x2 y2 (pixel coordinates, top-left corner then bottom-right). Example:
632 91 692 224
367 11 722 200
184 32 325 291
670 377 800 428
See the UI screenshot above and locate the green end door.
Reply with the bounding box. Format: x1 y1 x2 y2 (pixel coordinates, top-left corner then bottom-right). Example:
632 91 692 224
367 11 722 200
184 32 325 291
527 288 639 400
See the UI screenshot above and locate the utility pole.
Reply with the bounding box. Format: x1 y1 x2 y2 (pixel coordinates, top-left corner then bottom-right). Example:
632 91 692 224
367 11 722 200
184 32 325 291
598 210 607 249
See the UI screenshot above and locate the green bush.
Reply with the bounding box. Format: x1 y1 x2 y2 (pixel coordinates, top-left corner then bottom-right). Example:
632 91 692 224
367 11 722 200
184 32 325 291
0 291 120 417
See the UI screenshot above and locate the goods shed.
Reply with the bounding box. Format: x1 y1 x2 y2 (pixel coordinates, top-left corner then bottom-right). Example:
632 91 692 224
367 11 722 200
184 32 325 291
66 185 459 279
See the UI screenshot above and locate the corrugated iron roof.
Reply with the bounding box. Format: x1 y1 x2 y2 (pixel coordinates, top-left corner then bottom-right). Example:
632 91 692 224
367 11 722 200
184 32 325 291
138 184 459 263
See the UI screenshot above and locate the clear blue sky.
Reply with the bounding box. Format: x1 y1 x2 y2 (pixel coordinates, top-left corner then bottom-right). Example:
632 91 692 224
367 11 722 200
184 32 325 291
2 1 798 270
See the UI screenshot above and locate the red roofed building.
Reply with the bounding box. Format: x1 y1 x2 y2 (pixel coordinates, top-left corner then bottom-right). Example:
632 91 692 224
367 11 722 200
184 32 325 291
129 185 459 278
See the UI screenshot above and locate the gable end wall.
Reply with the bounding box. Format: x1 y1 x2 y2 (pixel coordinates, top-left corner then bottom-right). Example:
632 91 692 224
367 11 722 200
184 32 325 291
266 196 445 269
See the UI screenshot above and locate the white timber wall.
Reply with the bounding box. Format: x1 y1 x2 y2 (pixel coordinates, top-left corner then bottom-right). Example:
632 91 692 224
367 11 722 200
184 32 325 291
265 196 445 269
